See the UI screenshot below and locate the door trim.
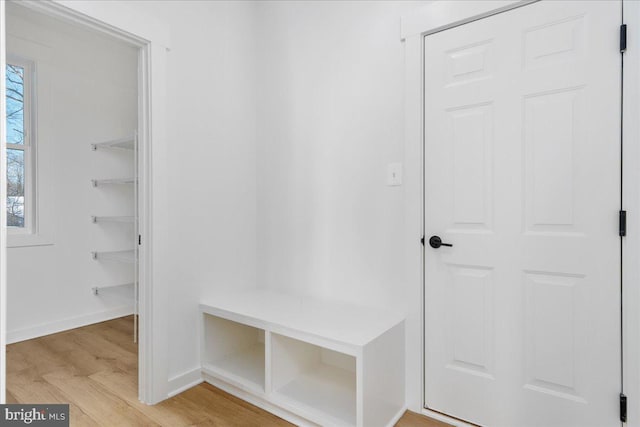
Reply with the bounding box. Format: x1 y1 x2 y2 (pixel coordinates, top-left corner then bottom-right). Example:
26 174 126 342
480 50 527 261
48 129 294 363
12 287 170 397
622 3 640 427
401 0 536 41
402 1 639 426
420 0 538 38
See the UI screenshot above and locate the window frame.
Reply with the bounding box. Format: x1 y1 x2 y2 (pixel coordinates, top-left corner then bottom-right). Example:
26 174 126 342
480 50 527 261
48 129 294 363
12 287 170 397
5 55 36 235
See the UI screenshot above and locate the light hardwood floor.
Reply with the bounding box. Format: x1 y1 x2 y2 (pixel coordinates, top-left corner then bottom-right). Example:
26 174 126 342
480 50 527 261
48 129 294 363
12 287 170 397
6 316 449 427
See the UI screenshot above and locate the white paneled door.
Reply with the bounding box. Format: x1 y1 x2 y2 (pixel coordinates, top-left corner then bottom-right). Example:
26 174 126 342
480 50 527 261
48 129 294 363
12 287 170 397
423 1 622 426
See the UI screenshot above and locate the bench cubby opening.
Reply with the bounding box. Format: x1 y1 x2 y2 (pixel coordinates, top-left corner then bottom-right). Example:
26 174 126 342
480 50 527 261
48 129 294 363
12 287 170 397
201 314 265 392
271 333 357 425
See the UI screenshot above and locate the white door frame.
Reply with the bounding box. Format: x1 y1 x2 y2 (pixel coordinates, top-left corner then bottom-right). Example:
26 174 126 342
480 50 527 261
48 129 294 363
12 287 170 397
402 1 640 425
0 0 171 404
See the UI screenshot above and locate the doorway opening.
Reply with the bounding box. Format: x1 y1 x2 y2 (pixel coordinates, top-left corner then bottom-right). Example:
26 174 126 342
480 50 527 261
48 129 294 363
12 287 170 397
3 0 150 403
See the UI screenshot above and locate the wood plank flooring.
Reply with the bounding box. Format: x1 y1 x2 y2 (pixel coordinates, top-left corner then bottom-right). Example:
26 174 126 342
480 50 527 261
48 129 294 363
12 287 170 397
6 316 448 427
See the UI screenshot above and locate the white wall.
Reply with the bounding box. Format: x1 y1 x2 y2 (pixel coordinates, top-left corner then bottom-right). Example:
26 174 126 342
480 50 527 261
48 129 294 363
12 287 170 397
146 0 425 401
255 0 426 409
148 1 258 382
146 0 422 390
256 2 422 311
5 3 138 342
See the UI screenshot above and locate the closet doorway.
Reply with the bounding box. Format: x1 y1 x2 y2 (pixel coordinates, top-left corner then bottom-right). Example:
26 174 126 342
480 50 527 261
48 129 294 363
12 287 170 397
3 0 149 404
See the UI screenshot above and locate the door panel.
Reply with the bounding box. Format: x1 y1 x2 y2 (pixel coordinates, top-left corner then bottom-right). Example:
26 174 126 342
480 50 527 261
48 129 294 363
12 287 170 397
423 2 621 426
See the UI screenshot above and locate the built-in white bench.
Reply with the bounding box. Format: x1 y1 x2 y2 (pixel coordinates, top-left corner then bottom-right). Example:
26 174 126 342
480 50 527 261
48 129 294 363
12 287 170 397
199 289 405 427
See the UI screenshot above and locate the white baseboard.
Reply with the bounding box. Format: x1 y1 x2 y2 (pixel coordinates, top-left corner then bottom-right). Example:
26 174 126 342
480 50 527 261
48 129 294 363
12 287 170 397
386 406 408 427
168 368 203 398
421 408 477 427
193 370 407 426
6 305 134 344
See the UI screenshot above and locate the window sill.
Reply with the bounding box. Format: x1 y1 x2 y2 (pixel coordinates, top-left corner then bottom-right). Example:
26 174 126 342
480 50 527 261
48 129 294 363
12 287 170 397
8 232 54 248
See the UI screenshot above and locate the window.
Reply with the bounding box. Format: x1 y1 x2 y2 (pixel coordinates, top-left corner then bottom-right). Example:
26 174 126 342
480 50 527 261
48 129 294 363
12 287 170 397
5 59 33 232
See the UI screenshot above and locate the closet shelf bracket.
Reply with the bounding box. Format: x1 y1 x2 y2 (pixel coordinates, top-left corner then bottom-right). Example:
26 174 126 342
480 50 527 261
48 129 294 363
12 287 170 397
91 250 136 264
91 178 136 187
90 135 136 151
92 282 135 295
91 215 135 224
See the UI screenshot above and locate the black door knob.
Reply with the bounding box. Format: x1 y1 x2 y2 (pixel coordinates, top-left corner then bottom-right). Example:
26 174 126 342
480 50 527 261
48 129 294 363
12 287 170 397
429 235 452 249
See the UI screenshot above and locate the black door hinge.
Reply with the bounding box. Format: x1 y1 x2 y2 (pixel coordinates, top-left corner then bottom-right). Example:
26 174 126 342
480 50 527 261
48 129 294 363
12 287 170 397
421 235 425 246
621 393 627 422
620 210 627 237
138 234 142 245
621 24 627 53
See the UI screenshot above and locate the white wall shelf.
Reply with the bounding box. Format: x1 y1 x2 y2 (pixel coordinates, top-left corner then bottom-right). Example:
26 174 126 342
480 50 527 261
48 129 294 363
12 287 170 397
90 131 139 343
91 250 136 264
91 215 135 224
91 178 136 187
90 135 136 151
92 282 134 295
200 289 405 427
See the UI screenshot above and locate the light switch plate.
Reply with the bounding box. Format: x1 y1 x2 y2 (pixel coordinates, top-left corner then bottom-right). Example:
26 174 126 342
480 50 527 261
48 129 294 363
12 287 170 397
387 163 402 186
